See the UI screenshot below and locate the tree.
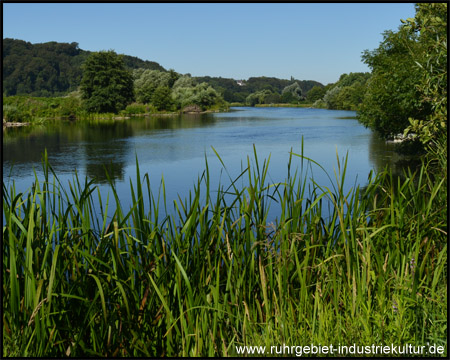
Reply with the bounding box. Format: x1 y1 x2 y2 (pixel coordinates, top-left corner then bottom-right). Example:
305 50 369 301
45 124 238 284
356 4 447 138
306 85 326 103
281 82 302 103
151 86 173 111
245 90 272 106
2 39 85 96
170 80 225 110
167 69 180 88
402 3 447 147
264 92 281 104
190 83 223 110
133 69 171 104
80 51 134 113
322 86 342 110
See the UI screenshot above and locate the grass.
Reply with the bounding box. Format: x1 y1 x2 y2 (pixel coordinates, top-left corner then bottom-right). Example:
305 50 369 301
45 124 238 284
254 103 314 108
2 142 447 357
3 95 84 123
2 96 229 125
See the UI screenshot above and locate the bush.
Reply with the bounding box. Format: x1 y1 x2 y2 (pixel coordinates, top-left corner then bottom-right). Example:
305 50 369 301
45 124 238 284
312 99 327 109
3 104 31 122
151 86 173 111
122 103 148 115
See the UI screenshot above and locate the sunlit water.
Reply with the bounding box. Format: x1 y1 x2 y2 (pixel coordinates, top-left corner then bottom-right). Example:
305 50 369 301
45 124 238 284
3 107 399 225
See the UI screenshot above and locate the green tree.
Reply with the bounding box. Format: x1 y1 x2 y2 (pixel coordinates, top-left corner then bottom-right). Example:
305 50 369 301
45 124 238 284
323 86 342 110
357 6 441 138
402 3 447 147
80 50 134 113
133 69 172 104
151 85 173 111
281 82 302 103
264 92 281 104
245 90 272 106
190 83 222 109
306 85 326 103
171 80 224 110
168 69 180 88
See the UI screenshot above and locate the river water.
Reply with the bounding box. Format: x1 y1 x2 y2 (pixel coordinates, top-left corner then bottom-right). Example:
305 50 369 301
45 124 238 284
3 107 399 223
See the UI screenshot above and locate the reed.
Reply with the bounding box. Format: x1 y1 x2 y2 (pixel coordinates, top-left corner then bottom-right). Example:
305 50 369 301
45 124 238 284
2 143 447 357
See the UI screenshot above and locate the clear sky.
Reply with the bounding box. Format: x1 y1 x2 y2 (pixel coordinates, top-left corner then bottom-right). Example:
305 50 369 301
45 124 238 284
3 3 416 85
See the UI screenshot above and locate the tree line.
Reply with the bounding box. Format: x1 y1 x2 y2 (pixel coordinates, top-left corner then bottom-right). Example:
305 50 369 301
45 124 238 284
193 75 323 104
4 1 446 146
309 3 447 147
78 51 227 114
358 2 447 146
2 38 165 97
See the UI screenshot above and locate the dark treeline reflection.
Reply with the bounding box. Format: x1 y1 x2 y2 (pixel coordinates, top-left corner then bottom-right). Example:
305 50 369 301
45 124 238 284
367 131 422 177
3 113 217 182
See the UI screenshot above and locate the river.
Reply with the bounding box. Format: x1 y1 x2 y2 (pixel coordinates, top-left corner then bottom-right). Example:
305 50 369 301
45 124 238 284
3 107 399 223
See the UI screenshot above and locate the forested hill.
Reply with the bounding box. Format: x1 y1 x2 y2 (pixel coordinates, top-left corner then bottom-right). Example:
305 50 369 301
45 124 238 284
2 38 166 97
193 76 323 103
3 38 324 100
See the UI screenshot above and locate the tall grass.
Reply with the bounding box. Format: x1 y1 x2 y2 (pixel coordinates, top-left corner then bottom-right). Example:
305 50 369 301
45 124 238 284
2 144 447 357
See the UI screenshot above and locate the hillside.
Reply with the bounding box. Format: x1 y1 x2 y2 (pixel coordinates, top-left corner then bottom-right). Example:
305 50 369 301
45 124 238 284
193 76 323 103
3 38 324 100
2 38 166 97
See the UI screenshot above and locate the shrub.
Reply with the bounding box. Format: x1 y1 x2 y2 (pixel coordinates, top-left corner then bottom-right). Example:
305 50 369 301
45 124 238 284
122 103 148 115
3 104 31 122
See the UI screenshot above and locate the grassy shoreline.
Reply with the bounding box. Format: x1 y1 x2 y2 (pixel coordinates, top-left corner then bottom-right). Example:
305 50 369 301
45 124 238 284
2 145 447 357
254 103 314 108
2 95 229 126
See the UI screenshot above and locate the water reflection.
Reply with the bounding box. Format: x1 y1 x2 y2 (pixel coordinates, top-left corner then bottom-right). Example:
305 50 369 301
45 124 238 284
367 130 422 177
3 107 412 214
3 114 217 175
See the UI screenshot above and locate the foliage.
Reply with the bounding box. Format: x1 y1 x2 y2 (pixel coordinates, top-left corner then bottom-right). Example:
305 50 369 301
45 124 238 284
121 103 149 115
245 76 321 95
133 69 173 104
3 146 447 356
171 85 195 109
358 29 427 137
306 85 326 103
358 4 447 139
316 72 371 111
264 92 282 104
323 85 342 110
3 95 83 122
245 90 272 106
171 82 225 110
120 55 166 72
401 3 447 148
80 51 135 114
2 39 86 97
3 37 327 108
172 75 194 89
2 38 165 97
281 82 303 103
194 75 323 104
2 104 31 123
151 86 173 111
336 72 371 88
312 98 327 109
167 69 180 88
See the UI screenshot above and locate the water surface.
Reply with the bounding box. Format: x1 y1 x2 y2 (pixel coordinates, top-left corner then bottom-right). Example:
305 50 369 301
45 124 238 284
3 107 398 222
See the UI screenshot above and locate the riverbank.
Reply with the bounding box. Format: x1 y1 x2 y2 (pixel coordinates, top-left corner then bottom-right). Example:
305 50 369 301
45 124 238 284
255 103 314 108
2 95 229 126
3 119 31 128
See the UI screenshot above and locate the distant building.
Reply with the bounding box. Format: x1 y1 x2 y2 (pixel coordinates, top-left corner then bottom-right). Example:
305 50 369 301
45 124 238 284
236 80 246 86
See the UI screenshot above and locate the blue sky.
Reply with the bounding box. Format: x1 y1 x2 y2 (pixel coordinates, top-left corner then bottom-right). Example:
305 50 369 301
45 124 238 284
3 3 416 85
